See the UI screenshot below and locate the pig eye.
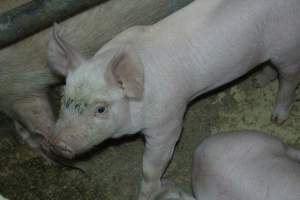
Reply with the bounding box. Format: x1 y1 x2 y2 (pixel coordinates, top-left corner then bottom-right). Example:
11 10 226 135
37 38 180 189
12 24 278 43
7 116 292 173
95 104 109 117
97 107 106 114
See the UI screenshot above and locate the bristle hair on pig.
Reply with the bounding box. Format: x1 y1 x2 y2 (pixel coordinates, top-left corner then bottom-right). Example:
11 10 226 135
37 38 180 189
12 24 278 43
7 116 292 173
47 0 300 199
154 131 300 200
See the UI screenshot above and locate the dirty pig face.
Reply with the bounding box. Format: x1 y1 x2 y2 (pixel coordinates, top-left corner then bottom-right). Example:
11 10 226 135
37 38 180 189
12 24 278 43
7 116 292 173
51 65 130 158
46 24 144 158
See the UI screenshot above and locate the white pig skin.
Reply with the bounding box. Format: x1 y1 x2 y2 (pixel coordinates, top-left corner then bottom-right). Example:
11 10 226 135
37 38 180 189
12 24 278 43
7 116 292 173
47 0 300 199
0 0 189 156
155 131 300 200
0 194 8 200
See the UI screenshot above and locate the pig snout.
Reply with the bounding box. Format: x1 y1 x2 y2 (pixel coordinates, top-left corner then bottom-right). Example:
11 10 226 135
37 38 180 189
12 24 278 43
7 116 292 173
45 129 78 159
45 123 89 159
48 137 75 159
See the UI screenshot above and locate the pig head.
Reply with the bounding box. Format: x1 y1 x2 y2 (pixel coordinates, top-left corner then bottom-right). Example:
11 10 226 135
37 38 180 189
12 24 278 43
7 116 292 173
46 24 144 158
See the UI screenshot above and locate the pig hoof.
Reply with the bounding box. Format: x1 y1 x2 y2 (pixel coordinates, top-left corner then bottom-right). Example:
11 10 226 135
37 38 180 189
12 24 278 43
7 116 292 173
271 114 287 125
161 179 176 188
271 106 290 124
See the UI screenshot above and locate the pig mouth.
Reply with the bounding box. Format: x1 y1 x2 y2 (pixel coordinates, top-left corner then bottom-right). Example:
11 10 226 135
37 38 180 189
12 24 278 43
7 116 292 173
16 133 86 172
50 143 75 159
40 140 87 172
41 138 76 159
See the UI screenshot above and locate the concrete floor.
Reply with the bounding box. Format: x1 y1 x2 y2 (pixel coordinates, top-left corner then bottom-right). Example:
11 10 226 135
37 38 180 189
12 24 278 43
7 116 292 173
0 71 300 200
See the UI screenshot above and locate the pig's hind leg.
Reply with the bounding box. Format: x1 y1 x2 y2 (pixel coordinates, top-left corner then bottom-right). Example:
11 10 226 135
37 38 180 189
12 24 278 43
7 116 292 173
271 62 300 124
253 65 278 87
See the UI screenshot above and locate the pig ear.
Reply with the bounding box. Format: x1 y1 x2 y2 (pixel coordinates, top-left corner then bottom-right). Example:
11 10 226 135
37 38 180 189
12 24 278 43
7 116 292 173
47 23 86 77
105 50 144 99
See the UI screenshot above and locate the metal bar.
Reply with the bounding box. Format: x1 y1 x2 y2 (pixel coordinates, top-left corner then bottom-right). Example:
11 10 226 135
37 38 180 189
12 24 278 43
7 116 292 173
0 0 108 49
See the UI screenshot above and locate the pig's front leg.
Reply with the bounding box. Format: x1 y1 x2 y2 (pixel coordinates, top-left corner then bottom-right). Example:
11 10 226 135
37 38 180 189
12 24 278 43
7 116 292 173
139 119 183 200
272 63 300 124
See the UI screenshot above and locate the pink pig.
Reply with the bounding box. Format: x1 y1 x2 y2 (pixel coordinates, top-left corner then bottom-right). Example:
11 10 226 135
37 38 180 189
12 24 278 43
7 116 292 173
155 131 300 200
47 0 300 199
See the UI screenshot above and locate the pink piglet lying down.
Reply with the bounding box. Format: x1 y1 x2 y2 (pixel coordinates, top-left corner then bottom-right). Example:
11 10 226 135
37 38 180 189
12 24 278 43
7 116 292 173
155 130 300 200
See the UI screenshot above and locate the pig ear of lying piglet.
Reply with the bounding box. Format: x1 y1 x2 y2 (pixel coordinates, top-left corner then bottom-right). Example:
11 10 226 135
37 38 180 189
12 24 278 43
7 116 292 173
47 23 86 77
105 49 144 99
